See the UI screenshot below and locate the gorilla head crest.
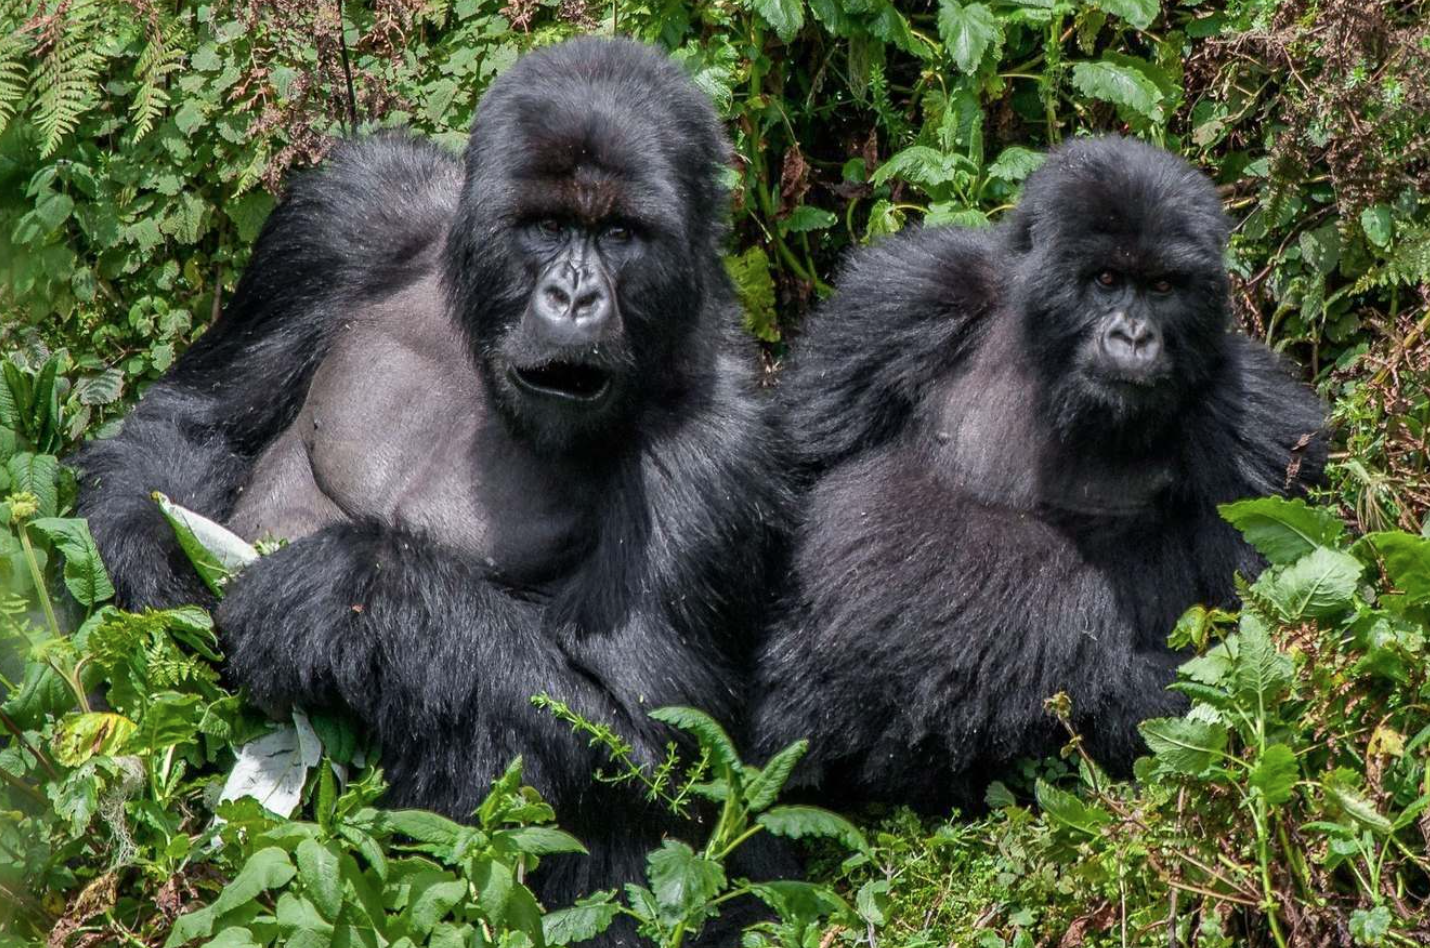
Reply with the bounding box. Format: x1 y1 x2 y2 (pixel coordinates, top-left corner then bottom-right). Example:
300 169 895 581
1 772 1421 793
444 38 733 453
1009 136 1233 445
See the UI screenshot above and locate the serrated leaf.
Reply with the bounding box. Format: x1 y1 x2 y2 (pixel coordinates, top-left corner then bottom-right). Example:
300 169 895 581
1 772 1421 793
1034 779 1112 837
1138 717 1228 775
543 893 620 946
937 2 1001 75
1325 780 1393 836
986 145 1044 182
757 805 868 852
749 0 805 42
780 205 838 234
295 839 343 921
647 840 725 922
1359 205 1393 248
1093 0 1159 30
1230 613 1293 707
1070 60 1163 118
871 145 963 189
51 711 137 766
499 825 588 856
154 492 258 596
1219 497 1346 564
1299 223 1341 277
726 246 780 344
1261 546 1362 620
649 706 740 770
745 739 808 811
8 453 59 517
1249 743 1298 805
28 517 114 607
1355 531 1430 603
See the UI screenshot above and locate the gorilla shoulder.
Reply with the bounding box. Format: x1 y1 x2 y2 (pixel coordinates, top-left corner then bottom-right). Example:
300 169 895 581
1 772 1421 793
782 222 1005 473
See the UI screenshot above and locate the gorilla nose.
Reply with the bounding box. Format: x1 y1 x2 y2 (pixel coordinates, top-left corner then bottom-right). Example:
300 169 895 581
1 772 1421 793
532 266 614 346
1100 315 1162 372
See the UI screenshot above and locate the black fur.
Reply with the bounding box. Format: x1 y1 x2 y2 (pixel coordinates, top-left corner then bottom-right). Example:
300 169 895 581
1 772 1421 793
753 136 1327 812
77 37 788 935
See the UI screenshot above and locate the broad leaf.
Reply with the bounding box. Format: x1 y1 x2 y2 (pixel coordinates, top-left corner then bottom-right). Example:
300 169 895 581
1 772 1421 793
218 711 322 818
51 711 137 766
1035 779 1112 837
543 893 621 946
1261 547 1362 620
1093 0 1159 30
1355 531 1430 603
750 0 805 42
1219 496 1346 564
1138 717 1228 775
649 706 741 770
1249 743 1298 805
1070 60 1163 119
155 492 259 596
1230 613 1293 708
295 838 343 921
756 805 868 852
744 739 808 811
29 516 114 607
937 1 1001 74
647 840 725 922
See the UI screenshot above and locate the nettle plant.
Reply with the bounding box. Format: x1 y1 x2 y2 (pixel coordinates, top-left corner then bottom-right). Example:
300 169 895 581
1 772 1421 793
0 356 868 947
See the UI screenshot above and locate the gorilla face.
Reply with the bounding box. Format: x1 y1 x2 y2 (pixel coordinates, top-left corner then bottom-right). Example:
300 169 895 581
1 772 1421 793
444 38 730 453
1009 136 1232 444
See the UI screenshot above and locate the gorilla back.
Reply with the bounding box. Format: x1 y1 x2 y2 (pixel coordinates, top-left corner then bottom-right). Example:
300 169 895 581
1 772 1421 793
754 136 1326 812
78 37 788 921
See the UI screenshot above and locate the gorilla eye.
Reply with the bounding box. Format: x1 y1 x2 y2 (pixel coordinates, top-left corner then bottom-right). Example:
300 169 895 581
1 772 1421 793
1096 270 1119 287
603 224 633 243
535 218 564 237
1151 278 1173 294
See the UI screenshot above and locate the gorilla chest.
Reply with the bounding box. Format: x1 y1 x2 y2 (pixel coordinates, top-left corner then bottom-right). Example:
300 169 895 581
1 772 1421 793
227 302 590 584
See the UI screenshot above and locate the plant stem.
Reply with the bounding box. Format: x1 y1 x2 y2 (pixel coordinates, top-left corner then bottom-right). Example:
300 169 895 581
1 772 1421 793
18 525 61 640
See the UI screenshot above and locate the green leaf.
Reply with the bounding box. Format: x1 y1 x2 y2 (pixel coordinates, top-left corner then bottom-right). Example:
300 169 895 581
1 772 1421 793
1359 205 1393 248
986 145 1044 182
1230 613 1294 708
726 246 780 344
1070 60 1163 118
228 191 275 244
647 840 725 922
51 711 137 766
498 825 588 856
374 809 464 849
1261 546 1362 620
1325 779 1393 836
542 893 620 946
756 805 868 852
1249 743 1298 805
296 838 343 921
29 517 114 607
1349 906 1392 945
406 878 467 936
1299 223 1341 277
167 848 296 946
1034 779 1112 837
34 191 74 232
1219 497 1346 564
74 369 124 406
780 205 838 234
1138 717 1228 775
7 453 60 517
871 145 964 189
649 706 741 770
855 878 889 925
937 2 1001 74
744 739 808 812
1093 0 1158 30
154 492 259 596
749 0 805 42
1355 531 1430 603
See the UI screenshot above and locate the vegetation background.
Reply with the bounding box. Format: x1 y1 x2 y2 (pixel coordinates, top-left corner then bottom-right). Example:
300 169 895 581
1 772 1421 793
0 0 1428 946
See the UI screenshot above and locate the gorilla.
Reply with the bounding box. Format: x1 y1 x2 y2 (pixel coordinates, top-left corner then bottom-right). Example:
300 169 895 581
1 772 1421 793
77 37 788 921
753 136 1326 813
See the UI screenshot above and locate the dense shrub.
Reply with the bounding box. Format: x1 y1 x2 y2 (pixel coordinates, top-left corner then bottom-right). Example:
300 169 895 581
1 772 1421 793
1 1 1429 946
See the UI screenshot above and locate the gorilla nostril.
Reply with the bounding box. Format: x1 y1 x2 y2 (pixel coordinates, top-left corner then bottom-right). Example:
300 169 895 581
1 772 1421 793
543 285 571 312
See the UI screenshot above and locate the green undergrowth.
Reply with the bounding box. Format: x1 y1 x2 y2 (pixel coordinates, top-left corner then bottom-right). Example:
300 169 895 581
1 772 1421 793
3 313 1429 947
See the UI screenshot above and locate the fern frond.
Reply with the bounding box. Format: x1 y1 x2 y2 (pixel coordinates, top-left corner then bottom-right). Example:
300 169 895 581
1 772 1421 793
129 28 183 143
0 2 35 136
29 2 104 158
1354 225 1430 294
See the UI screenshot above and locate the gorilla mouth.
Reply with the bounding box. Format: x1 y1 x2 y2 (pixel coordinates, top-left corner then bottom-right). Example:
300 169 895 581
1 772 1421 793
509 361 612 402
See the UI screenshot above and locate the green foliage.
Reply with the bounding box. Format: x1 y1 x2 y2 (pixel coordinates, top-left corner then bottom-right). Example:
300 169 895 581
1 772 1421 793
821 496 1430 946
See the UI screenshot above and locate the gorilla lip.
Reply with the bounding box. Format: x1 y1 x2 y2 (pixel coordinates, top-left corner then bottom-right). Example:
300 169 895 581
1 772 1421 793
508 360 612 402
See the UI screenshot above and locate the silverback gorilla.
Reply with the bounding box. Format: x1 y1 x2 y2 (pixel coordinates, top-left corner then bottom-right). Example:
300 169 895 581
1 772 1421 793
77 37 788 921
753 136 1326 812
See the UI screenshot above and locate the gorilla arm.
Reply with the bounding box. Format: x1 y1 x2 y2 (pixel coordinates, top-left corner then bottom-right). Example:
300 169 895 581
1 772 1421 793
76 136 460 609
